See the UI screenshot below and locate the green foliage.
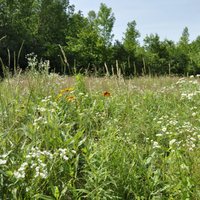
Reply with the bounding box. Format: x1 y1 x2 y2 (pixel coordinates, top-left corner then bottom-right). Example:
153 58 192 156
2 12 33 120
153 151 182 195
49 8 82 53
66 20 104 68
190 36 200 73
95 3 116 46
179 27 190 47
0 0 74 72
0 2 200 76
38 0 69 44
123 20 140 56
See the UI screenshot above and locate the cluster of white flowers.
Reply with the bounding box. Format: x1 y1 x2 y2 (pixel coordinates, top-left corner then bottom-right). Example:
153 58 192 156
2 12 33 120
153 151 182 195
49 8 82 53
176 78 199 85
180 122 198 134
26 53 50 73
182 133 198 151
174 78 200 100
152 114 200 152
143 109 199 173
38 60 50 72
33 116 47 128
181 91 200 100
33 96 59 129
190 106 198 117
35 161 48 179
12 147 76 180
0 151 11 165
58 148 69 161
152 141 161 149
38 96 58 113
0 159 7 165
26 147 54 160
26 53 38 69
176 77 187 85
14 162 28 179
154 115 178 136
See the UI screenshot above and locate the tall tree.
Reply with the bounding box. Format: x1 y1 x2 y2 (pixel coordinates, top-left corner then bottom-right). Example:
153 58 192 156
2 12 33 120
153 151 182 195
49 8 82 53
95 3 115 46
38 0 70 44
37 0 75 69
143 34 171 74
187 35 200 74
123 20 140 56
176 27 191 74
66 16 103 69
179 27 190 47
121 20 140 75
0 0 40 69
75 3 116 67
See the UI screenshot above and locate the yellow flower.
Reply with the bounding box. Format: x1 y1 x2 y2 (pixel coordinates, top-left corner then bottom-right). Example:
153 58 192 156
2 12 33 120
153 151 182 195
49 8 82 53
60 87 74 94
56 93 63 100
66 96 76 102
103 91 111 97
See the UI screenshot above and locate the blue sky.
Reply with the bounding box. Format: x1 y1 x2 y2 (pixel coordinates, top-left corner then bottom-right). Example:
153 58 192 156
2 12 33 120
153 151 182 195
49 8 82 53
70 0 199 43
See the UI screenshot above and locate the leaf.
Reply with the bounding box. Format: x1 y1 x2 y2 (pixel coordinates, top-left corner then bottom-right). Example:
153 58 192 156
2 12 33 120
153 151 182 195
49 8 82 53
53 186 60 200
78 137 87 147
33 194 55 200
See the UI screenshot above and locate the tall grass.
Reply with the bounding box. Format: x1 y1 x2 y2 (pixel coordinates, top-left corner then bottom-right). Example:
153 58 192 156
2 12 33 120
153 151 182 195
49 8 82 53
0 58 200 199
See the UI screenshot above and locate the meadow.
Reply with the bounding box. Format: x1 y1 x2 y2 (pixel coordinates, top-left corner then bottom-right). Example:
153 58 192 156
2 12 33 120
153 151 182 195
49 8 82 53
0 58 200 199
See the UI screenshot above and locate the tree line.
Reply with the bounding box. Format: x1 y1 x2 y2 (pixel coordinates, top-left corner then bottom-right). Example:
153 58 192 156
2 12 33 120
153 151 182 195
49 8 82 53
1 0 200 76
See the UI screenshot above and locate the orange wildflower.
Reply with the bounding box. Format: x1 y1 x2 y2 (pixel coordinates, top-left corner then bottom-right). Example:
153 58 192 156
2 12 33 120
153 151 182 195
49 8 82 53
66 96 76 102
103 91 111 97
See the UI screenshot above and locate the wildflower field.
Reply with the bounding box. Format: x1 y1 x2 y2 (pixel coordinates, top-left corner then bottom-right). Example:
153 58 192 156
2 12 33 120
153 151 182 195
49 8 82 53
0 68 200 199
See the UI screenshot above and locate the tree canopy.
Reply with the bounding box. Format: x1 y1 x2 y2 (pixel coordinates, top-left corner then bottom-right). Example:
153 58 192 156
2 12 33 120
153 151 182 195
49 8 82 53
0 1 200 76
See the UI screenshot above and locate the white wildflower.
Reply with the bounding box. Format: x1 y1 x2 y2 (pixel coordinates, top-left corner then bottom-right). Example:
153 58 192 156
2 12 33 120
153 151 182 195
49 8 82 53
192 112 197 117
30 163 37 169
169 120 178 125
161 127 167 132
35 166 48 179
156 133 163 137
180 163 189 170
39 172 47 179
152 141 161 149
0 159 7 165
63 155 69 161
14 171 25 179
20 162 28 170
71 150 76 154
169 139 176 146
190 137 196 141
38 107 46 112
